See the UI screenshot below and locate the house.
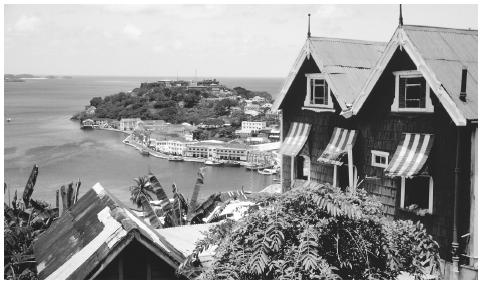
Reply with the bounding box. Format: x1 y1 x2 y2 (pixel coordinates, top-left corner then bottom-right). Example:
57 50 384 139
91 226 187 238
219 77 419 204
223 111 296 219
272 34 384 191
120 118 141 131
85 106 96 116
33 183 186 280
241 121 267 132
274 18 477 280
349 24 478 279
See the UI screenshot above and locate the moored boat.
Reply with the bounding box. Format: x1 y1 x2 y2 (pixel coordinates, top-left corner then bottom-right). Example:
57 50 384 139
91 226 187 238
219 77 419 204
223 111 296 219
204 160 223 166
258 168 279 175
245 163 265 170
224 160 241 167
141 148 150 156
168 155 184 161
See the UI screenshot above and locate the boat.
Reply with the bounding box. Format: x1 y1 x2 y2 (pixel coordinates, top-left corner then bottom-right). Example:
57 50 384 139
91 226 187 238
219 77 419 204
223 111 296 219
6 118 12 122
204 160 223 166
168 155 184 161
224 160 241 167
245 163 266 170
141 148 150 156
258 168 279 175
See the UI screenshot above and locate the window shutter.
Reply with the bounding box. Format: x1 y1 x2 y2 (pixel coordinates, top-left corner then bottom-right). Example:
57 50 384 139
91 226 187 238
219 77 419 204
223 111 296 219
399 77 406 109
419 78 426 108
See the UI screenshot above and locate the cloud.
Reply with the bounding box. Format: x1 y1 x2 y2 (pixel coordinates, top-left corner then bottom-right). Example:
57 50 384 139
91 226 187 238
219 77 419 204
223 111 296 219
122 24 142 40
152 44 165 53
14 15 40 32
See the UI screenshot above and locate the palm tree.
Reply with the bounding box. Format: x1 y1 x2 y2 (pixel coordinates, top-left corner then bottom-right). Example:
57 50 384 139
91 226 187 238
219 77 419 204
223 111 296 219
130 176 154 209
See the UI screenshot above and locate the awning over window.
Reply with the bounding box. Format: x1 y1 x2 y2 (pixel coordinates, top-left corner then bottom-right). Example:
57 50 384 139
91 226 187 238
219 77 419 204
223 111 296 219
385 133 434 178
279 122 311 156
317 127 358 165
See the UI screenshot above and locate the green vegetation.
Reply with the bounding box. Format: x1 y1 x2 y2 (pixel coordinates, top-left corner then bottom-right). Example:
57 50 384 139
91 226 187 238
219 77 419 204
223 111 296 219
74 83 273 126
178 181 441 280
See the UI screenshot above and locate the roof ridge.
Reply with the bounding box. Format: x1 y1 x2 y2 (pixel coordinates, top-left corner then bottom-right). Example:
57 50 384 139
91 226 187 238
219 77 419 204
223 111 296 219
309 36 386 46
403 24 478 35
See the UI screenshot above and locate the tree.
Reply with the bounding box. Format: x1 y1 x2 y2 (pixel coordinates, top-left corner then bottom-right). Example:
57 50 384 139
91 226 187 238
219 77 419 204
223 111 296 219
178 181 441 280
129 176 155 209
89 97 103 107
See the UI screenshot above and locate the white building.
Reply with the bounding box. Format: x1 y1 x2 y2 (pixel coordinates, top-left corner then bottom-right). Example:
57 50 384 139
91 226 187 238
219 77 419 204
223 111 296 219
120 118 141 131
155 139 194 156
241 121 267 132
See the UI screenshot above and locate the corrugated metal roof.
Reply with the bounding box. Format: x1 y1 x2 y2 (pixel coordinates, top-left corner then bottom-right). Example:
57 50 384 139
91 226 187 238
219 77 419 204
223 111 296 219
403 25 478 120
309 37 385 105
156 223 217 256
310 37 386 69
325 66 374 105
33 183 185 280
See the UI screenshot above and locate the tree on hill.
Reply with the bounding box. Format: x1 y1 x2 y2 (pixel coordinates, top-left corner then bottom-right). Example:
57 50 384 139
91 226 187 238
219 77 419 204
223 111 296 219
89 97 103 107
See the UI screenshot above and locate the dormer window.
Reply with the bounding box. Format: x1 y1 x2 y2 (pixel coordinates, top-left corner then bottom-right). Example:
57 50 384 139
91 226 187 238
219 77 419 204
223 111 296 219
392 71 434 113
304 73 334 110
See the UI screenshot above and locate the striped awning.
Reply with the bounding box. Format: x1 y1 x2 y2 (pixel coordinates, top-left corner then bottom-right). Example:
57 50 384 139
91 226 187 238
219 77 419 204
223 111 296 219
317 127 358 165
279 122 311 156
385 133 434 178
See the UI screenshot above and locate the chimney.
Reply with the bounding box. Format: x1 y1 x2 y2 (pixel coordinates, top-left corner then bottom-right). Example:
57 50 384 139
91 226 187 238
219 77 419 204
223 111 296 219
459 66 467 102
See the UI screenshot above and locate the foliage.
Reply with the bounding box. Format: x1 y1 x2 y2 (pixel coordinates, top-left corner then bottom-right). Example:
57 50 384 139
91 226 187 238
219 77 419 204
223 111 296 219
79 82 273 126
178 182 440 280
129 176 156 209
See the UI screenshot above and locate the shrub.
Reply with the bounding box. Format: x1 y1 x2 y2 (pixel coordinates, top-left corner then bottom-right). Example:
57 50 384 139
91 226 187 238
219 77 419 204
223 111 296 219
178 182 440 280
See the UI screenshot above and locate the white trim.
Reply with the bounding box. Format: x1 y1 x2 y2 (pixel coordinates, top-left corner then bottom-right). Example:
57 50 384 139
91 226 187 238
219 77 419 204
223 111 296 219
347 144 354 190
352 27 467 126
304 74 334 110
400 176 434 214
301 106 336 113
333 165 338 187
371 150 389 169
391 70 434 113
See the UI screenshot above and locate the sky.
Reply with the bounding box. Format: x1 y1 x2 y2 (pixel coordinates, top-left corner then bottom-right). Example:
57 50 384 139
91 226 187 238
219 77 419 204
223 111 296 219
4 4 478 78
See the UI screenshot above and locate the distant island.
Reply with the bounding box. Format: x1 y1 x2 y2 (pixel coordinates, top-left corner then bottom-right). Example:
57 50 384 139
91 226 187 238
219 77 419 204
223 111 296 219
72 78 277 140
4 74 72 82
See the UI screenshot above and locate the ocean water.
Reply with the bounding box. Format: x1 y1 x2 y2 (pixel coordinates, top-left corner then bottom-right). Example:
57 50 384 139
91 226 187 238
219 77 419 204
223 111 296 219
3 76 284 206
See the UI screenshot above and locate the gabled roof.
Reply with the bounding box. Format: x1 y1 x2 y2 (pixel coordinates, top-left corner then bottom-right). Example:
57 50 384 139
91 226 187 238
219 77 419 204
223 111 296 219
272 36 385 111
352 25 478 125
34 183 185 280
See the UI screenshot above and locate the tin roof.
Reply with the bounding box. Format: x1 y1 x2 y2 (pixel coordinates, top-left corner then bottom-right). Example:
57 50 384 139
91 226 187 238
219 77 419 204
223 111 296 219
403 25 477 120
352 25 477 124
33 183 185 280
273 36 385 111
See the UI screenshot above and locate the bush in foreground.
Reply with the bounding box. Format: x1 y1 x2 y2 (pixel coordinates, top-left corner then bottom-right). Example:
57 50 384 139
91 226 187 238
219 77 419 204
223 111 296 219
179 181 440 280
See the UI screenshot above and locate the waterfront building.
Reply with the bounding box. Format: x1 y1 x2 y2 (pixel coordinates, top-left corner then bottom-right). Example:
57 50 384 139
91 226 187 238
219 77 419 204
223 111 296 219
273 19 477 279
33 183 185 280
241 121 267 132
120 118 141 131
155 139 194 156
184 142 248 161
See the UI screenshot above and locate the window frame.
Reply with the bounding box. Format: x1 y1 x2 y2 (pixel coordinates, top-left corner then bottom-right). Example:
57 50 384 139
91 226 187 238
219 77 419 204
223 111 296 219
400 176 434 214
371 150 390 169
391 70 434 113
304 73 334 110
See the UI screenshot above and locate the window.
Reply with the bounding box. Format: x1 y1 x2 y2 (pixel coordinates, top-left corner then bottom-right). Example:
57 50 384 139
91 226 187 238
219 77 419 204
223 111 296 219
400 176 433 214
371 150 389 168
304 74 334 109
392 71 434 113
296 155 310 180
